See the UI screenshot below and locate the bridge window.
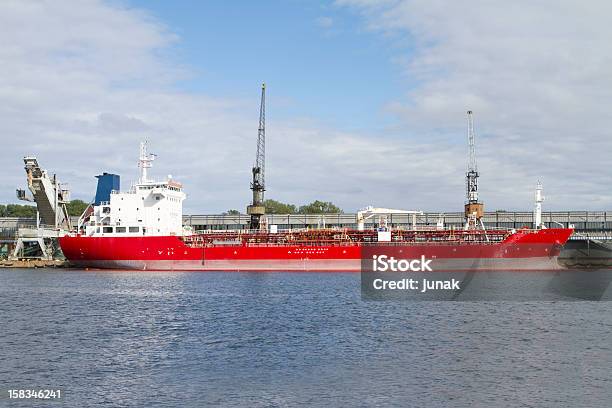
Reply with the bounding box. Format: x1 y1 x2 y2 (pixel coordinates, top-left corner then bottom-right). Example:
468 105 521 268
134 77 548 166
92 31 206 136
129 227 139 233
103 227 113 233
116 227 126 233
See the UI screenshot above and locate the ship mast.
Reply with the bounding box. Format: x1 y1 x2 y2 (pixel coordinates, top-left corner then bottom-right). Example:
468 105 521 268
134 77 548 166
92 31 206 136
247 83 266 230
138 141 155 184
464 110 484 229
534 181 545 229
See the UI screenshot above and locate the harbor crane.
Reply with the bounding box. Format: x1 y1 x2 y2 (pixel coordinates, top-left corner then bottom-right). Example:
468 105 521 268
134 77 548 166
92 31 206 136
17 156 71 230
247 83 266 230
356 206 423 231
12 156 71 260
464 110 485 230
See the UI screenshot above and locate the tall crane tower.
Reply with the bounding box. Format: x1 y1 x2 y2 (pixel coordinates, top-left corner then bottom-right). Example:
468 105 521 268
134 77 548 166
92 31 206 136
247 83 266 230
464 110 484 229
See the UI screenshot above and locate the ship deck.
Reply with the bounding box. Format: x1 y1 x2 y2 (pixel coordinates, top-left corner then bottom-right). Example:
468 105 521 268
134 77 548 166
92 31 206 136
180 228 514 248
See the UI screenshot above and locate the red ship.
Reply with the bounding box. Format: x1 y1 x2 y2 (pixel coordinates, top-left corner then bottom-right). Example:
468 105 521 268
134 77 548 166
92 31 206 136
59 227 573 271
59 109 574 272
58 142 573 271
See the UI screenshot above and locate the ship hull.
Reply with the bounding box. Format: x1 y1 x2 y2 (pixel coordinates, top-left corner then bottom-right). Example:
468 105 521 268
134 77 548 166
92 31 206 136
58 228 573 271
64 257 561 272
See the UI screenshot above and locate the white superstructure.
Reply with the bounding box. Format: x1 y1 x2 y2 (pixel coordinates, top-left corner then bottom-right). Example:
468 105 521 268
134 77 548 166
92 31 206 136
83 142 186 237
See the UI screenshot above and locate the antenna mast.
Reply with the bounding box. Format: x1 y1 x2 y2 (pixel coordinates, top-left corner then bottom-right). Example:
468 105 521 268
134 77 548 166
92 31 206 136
247 83 267 230
138 141 155 184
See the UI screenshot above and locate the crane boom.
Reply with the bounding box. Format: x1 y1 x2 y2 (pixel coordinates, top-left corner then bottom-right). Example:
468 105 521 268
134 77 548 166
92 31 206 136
464 110 484 229
247 83 267 230
466 110 479 203
467 110 477 173
255 83 266 188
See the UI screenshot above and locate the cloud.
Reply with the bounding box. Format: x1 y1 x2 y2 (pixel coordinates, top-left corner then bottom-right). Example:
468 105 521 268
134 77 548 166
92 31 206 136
0 0 243 210
0 0 463 214
1 0 608 217
316 16 334 28
337 0 612 210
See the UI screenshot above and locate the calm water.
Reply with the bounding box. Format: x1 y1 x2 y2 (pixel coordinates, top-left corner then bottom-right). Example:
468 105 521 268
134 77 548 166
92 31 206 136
1 268 612 407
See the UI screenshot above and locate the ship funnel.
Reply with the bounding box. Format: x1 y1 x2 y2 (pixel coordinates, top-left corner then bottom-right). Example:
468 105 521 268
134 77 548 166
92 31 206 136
95 173 120 205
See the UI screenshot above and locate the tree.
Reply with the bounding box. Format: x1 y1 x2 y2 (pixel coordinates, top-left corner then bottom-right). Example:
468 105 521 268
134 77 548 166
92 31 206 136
223 209 241 215
66 199 90 216
298 200 343 214
0 204 37 217
0 201 90 217
264 199 297 214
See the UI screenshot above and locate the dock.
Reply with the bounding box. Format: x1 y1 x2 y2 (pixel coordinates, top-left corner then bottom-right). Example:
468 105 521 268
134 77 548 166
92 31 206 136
2 211 612 267
0 259 68 268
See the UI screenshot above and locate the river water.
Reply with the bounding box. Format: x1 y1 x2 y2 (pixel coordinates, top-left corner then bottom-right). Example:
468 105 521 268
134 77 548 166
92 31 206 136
1 268 611 407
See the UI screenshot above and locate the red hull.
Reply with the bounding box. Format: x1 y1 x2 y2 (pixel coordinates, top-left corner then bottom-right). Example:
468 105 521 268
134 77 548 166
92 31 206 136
58 228 573 271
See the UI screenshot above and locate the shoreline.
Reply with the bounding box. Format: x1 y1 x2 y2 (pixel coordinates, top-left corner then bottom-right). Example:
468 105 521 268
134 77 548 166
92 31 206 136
0 260 69 268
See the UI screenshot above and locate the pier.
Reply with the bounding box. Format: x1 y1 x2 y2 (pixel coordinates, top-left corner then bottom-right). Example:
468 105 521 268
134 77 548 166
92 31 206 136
2 211 612 266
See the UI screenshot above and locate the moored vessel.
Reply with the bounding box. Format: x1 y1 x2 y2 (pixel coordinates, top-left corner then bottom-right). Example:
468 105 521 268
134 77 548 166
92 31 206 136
58 142 573 271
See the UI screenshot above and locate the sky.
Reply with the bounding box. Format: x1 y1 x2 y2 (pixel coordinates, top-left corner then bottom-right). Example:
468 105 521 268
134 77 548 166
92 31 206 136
1 0 611 213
